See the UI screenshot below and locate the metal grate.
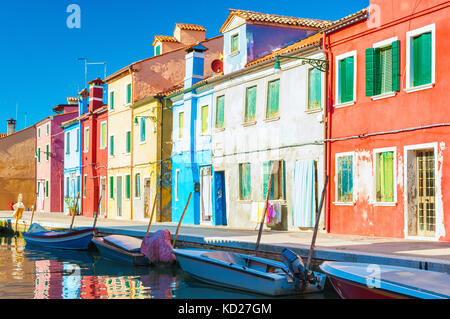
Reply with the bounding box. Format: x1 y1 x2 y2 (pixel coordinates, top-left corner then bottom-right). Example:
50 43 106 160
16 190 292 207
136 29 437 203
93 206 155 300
417 150 435 236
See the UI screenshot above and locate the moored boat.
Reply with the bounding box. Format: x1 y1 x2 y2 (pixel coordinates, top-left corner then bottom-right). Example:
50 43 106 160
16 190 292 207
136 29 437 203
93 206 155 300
320 261 450 299
92 234 149 266
173 248 326 296
23 223 95 251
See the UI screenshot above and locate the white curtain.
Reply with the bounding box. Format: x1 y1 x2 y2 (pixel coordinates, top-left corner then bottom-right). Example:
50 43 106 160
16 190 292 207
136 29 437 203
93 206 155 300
292 160 316 227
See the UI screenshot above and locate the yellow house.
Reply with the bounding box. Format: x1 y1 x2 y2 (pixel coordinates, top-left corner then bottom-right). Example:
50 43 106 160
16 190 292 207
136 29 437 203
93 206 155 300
105 71 134 220
131 94 173 223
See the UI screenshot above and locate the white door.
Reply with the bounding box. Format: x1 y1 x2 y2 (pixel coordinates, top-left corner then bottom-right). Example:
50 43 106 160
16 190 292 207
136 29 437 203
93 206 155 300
200 166 212 223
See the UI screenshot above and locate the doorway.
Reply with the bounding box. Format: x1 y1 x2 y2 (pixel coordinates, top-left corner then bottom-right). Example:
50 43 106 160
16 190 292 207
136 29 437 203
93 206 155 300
200 166 212 224
214 171 227 226
143 177 151 219
116 176 123 218
100 177 106 217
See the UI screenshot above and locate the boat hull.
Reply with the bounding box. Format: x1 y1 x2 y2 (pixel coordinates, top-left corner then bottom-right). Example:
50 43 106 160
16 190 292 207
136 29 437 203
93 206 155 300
328 276 409 299
174 249 311 296
92 236 149 266
23 228 95 251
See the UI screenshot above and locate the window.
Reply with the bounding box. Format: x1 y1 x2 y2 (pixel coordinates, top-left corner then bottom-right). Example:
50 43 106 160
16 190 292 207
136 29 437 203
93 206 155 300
244 86 257 123
407 24 435 90
230 33 239 54
308 68 322 109
46 144 50 161
84 127 90 152
263 160 286 200
366 38 400 97
155 45 161 56
65 178 69 197
109 136 115 156
83 175 87 197
374 150 395 203
336 51 356 105
239 163 251 200
77 176 81 195
126 131 131 153
76 128 80 152
100 122 107 149
135 173 141 198
46 124 49 136
110 91 115 110
126 83 132 105
109 176 114 199
178 112 184 139
175 169 180 201
66 132 70 154
38 128 40 138
266 79 280 118
125 175 131 200
215 95 225 129
201 105 209 134
45 180 49 198
140 117 146 143
37 147 41 163
336 154 354 203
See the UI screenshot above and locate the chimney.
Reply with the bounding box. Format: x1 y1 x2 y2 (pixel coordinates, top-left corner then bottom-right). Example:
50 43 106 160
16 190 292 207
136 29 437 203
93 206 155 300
78 88 89 116
88 78 105 113
67 97 78 105
174 24 206 46
7 119 16 135
184 44 207 89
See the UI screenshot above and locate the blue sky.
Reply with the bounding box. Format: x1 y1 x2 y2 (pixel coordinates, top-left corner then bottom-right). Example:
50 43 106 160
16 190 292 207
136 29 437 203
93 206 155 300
0 0 368 132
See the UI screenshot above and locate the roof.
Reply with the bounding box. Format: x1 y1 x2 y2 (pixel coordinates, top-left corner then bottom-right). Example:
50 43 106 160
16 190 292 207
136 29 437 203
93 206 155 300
322 8 369 33
246 32 323 67
0 133 8 139
175 23 206 32
220 9 333 33
152 35 180 46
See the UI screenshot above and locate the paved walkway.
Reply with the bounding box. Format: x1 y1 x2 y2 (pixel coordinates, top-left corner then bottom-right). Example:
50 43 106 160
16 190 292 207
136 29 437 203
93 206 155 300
1 211 449 273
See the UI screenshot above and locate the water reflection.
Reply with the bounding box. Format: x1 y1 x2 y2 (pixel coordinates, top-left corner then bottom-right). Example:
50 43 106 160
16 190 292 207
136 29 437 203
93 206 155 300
0 235 331 299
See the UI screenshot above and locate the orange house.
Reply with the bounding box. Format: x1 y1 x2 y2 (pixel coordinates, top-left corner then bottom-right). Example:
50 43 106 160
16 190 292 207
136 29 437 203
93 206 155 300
323 0 450 241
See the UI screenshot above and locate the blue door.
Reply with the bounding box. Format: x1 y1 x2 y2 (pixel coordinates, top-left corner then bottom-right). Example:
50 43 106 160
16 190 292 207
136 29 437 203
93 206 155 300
213 171 227 226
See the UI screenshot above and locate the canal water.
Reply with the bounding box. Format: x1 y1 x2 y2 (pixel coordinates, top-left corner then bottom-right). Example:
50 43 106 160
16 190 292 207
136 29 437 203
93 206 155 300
0 234 337 299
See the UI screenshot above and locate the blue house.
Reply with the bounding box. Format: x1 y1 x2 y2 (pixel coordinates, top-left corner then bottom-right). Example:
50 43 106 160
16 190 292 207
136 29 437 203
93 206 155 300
170 44 227 226
61 89 88 214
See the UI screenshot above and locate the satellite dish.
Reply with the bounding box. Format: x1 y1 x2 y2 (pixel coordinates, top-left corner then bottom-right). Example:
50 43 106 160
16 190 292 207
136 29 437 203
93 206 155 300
211 59 223 73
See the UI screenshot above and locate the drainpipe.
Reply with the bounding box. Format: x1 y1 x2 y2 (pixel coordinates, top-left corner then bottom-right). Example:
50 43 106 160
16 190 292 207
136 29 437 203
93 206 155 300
322 33 333 233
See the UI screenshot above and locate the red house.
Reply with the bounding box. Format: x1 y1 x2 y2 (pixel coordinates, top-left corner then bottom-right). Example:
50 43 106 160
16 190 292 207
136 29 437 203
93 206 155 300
80 78 108 218
323 0 450 241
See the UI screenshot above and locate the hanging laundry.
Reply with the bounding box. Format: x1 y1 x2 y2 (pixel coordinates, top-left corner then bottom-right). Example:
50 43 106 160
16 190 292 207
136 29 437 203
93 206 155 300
267 203 275 225
292 160 316 227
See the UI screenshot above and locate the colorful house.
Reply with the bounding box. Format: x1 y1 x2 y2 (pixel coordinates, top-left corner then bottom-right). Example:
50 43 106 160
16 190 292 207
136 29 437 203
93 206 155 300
62 89 88 214
80 78 108 218
35 100 78 213
105 23 222 221
169 9 331 228
324 0 450 241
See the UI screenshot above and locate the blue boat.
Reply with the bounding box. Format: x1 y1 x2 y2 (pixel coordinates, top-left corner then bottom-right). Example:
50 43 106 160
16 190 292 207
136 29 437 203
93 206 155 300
22 223 95 251
92 235 149 266
320 261 450 299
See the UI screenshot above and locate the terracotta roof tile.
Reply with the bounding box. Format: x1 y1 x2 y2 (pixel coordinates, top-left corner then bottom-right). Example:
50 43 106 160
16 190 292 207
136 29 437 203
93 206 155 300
152 35 179 46
175 23 206 32
323 8 369 33
221 9 333 32
246 32 323 67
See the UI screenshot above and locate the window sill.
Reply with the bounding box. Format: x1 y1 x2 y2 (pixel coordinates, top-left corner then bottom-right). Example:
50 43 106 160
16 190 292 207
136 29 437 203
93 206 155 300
263 116 280 123
372 202 397 207
305 107 323 114
333 101 356 108
215 127 225 133
242 121 257 127
333 201 355 206
229 51 240 57
371 92 397 101
404 83 434 94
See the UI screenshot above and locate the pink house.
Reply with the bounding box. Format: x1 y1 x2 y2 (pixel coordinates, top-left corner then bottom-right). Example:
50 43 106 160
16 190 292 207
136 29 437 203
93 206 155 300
35 98 78 213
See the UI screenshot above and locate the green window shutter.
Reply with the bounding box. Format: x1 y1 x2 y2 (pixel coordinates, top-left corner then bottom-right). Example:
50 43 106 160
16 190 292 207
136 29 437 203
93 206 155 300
109 176 114 199
155 45 161 56
140 118 146 142
231 34 239 53
126 132 131 153
125 175 131 199
308 68 322 109
38 147 40 162
45 181 49 197
340 57 354 103
365 48 376 96
338 156 353 202
179 112 184 139
215 96 225 129
127 84 132 104
412 33 432 87
267 79 280 118
84 128 89 152
280 160 286 200
84 175 87 197
201 106 209 133
245 86 257 122
392 40 400 92
101 123 107 148
239 163 251 200
46 144 49 161
110 92 114 109
135 174 140 197
110 136 114 156
376 152 394 202
263 161 275 200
